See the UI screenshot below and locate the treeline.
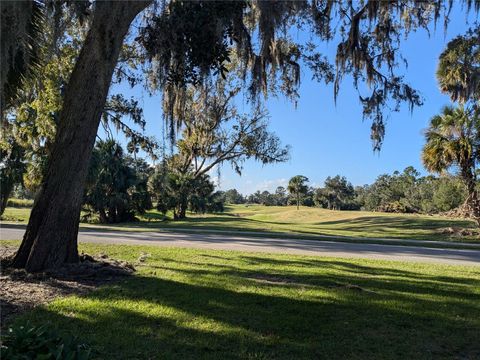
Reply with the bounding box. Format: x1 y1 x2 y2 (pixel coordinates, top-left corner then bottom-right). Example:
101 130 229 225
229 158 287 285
221 167 471 214
9 151 473 223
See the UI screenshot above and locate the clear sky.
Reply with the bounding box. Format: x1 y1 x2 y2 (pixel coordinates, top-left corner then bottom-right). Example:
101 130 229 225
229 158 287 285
111 5 478 195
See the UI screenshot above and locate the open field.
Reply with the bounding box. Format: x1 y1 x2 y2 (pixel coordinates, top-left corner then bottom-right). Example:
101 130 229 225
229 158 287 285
2 204 478 243
4 241 479 359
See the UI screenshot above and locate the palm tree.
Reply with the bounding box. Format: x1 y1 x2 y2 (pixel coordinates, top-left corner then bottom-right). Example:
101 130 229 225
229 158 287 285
422 105 480 226
287 175 309 210
436 28 479 105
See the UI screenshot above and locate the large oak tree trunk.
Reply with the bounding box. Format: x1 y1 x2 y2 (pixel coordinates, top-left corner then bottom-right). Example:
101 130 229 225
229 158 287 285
12 1 151 272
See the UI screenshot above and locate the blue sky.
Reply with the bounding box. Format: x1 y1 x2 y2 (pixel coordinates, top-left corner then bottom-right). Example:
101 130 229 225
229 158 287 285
111 5 477 195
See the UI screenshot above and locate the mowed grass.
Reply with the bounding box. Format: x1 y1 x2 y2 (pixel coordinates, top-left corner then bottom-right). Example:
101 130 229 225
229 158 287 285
105 205 479 242
1 207 30 222
5 242 480 359
2 204 477 242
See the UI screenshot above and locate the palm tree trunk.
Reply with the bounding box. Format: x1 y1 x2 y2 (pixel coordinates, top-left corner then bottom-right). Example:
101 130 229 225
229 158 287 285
12 1 151 272
462 167 480 227
465 189 480 227
98 208 108 224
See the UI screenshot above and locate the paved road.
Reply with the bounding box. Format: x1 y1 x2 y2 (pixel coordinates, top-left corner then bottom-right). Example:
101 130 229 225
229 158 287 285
1 225 479 266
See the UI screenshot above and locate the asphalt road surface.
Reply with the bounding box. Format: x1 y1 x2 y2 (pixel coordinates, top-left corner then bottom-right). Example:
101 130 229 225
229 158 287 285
1 225 479 266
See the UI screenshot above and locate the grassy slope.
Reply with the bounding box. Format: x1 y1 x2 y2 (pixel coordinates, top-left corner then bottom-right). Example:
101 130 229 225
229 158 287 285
2 204 478 242
6 242 480 359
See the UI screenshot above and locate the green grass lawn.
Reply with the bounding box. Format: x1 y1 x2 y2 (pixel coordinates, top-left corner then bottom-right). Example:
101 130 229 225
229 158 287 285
1 207 31 222
2 204 477 243
6 242 480 359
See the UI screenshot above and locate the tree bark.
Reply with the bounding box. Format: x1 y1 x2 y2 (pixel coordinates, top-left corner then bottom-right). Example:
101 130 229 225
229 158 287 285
467 191 480 227
0 182 13 216
98 208 108 224
12 1 151 272
465 180 480 227
462 168 480 227
178 201 188 220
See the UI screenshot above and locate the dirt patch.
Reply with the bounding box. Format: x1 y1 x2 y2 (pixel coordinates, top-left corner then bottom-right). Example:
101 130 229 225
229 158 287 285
330 283 374 293
438 227 479 237
246 273 374 293
0 246 135 327
246 273 313 287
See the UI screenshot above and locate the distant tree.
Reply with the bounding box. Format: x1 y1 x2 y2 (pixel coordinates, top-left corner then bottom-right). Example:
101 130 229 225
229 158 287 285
301 187 315 207
188 178 225 214
422 106 479 225
313 188 328 208
355 167 468 214
433 177 468 212
224 189 245 204
363 168 424 213
83 140 152 223
410 176 437 214
321 176 355 210
246 191 260 204
287 176 309 210
149 162 223 219
353 185 369 210
148 163 167 214
11 183 35 200
274 186 288 206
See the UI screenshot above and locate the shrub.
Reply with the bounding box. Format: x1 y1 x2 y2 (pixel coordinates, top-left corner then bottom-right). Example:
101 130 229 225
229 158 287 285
6 198 33 208
378 201 409 213
1 322 91 360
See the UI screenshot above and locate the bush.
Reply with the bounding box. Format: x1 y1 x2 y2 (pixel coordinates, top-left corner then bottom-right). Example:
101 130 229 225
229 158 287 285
378 201 410 213
6 198 33 208
1 322 91 360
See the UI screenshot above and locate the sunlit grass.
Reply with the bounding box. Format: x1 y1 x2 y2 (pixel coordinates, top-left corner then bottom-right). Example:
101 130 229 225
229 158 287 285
1 207 30 222
100 205 478 242
9 242 480 359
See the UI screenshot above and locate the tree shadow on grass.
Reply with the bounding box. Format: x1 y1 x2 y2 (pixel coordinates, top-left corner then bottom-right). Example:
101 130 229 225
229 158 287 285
316 216 474 228
108 215 263 230
16 259 480 360
88 212 478 242
145 260 480 301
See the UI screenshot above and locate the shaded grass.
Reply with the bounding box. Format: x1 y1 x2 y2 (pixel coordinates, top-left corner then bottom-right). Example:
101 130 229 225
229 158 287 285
2 205 477 243
7 242 480 359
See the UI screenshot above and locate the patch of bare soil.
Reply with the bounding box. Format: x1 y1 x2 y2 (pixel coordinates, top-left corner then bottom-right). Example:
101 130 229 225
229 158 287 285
246 273 375 293
0 246 135 327
437 227 479 237
330 283 375 293
247 273 313 287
